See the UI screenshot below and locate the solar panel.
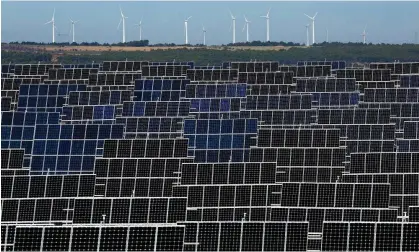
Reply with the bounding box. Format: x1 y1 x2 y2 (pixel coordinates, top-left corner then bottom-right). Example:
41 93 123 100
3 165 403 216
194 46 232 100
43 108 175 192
369 62 419 74
399 74 419 87
17 84 87 112
297 60 346 70
13 64 61 76
2 64 15 74
61 105 120 123
134 79 188 101
238 71 294 84
230 61 280 72
363 88 419 103
336 68 392 81
185 83 247 98
68 90 132 105
183 118 257 162
48 68 98 80
296 77 357 92
187 69 238 81
89 72 142 86
150 61 194 68
43 79 89 85
142 65 191 77
122 101 190 117
102 61 148 71
278 65 332 77
62 63 101 69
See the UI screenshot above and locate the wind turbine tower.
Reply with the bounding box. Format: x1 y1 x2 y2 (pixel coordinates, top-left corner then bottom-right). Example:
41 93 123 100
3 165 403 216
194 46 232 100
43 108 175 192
229 11 236 44
44 9 56 43
134 19 143 40
184 16 192 44
304 12 318 44
202 25 206 45
243 15 251 42
69 19 79 43
261 8 271 41
117 7 128 43
362 25 367 44
306 24 310 46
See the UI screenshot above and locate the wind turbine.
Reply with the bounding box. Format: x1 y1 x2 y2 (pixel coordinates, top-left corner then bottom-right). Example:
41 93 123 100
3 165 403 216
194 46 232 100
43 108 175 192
134 19 143 41
184 16 192 44
242 15 251 42
361 25 367 44
229 10 236 44
44 8 56 43
202 25 206 45
260 8 271 41
117 7 128 43
69 18 79 43
304 12 318 44
305 24 310 46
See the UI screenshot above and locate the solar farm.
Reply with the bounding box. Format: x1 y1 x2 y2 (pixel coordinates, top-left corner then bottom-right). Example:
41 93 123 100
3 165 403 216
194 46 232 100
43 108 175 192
1 60 419 251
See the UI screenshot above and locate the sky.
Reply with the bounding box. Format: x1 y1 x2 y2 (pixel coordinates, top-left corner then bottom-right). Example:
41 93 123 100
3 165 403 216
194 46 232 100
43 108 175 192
2 1 419 45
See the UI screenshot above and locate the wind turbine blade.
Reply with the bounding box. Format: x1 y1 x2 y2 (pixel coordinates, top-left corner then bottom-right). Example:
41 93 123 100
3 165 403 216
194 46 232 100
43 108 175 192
304 13 312 19
267 8 271 17
229 10 235 19
117 18 122 30
53 8 55 19
44 20 52 25
364 24 367 32
242 23 246 32
313 12 318 19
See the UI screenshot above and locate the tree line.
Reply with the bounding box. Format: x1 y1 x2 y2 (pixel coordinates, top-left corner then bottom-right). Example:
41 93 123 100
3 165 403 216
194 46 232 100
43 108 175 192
2 43 419 65
6 40 418 47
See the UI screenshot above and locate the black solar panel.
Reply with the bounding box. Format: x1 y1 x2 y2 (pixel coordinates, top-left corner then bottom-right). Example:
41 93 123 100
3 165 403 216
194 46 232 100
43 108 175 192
48 68 98 80
230 61 280 72
13 64 61 76
142 65 191 77
102 61 148 71
89 72 141 85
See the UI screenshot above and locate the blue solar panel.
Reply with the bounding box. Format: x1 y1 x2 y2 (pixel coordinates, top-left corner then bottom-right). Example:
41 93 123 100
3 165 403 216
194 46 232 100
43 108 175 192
134 79 188 101
184 118 257 162
29 124 124 172
17 84 87 112
400 74 419 87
